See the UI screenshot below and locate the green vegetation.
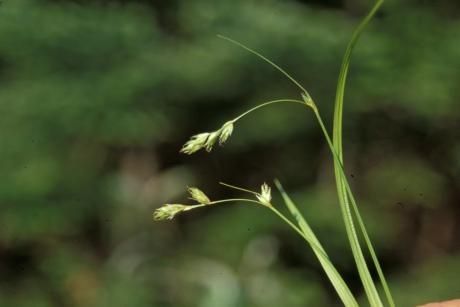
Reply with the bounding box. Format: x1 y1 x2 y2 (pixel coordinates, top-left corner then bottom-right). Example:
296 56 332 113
156 1 392 305
1 0 460 306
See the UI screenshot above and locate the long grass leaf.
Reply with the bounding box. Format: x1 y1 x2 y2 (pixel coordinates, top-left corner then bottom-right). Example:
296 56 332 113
274 179 326 255
331 0 394 306
274 180 359 307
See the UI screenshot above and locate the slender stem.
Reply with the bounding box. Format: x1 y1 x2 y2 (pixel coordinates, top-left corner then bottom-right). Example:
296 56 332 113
232 99 305 122
182 183 358 305
269 206 306 238
274 180 359 306
217 35 310 94
314 106 393 307
191 196 332 265
219 182 259 195
182 140 360 305
184 199 260 211
184 204 207 211
207 198 261 206
343 165 394 307
268 206 332 262
274 179 326 255
313 106 378 305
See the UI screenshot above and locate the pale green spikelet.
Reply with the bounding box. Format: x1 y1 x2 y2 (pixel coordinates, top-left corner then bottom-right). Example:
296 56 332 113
301 92 316 109
188 187 211 204
219 121 234 145
153 204 189 220
256 183 272 206
204 131 220 152
181 121 235 154
180 133 210 154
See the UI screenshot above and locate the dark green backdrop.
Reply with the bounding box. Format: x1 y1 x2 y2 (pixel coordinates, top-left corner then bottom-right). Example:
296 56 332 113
1 0 459 306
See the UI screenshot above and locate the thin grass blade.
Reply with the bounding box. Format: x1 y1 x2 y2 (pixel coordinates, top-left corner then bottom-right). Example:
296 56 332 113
274 180 358 307
331 0 394 306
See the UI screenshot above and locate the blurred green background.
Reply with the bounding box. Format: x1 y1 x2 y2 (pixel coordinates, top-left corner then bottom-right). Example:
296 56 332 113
1 0 460 306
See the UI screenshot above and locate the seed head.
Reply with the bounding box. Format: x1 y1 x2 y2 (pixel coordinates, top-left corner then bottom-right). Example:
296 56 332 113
257 183 272 206
205 131 220 152
153 204 188 220
219 121 234 145
301 92 315 109
181 121 235 154
188 187 211 204
180 133 210 155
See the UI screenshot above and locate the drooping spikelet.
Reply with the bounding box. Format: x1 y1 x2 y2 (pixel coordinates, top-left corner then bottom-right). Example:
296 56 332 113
187 187 211 204
180 121 235 154
153 204 188 220
219 121 234 145
180 133 210 154
204 131 220 152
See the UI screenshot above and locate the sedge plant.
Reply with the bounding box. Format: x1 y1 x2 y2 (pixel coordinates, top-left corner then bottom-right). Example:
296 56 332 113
154 0 394 306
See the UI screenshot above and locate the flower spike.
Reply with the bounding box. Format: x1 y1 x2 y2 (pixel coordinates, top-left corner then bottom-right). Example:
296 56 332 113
188 187 211 204
219 121 234 145
256 183 272 206
153 204 188 220
180 133 210 154
181 121 235 154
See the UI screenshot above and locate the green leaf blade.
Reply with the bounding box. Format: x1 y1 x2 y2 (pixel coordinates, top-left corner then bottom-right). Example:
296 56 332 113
331 1 394 306
274 180 359 307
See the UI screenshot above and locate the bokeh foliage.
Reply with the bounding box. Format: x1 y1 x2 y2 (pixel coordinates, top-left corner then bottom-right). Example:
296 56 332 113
0 0 459 306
